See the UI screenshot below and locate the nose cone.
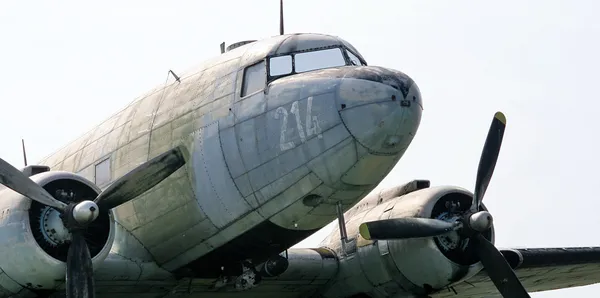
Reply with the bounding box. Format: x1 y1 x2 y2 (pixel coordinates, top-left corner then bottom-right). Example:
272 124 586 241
337 66 423 155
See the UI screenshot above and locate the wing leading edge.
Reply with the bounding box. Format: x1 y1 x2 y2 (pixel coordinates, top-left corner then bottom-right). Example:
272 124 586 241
37 246 600 297
42 248 337 298
434 247 600 297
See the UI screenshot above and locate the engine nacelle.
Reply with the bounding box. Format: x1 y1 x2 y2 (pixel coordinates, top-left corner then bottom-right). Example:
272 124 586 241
0 171 115 291
383 186 492 291
332 185 494 297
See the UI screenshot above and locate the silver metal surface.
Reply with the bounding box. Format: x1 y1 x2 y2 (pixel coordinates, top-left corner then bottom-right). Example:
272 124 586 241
1 27 591 298
0 32 418 297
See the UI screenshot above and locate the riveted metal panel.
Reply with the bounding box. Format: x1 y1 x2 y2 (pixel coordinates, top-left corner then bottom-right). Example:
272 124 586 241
190 122 252 229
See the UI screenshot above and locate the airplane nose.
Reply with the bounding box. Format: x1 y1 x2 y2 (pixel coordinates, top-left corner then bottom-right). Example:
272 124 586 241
337 66 423 155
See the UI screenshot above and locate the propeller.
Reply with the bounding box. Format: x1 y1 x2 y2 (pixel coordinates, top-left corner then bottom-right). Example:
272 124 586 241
359 112 530 298
0 146 186 298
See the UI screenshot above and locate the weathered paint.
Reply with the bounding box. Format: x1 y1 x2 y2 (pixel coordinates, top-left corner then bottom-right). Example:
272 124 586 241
0 32 421 296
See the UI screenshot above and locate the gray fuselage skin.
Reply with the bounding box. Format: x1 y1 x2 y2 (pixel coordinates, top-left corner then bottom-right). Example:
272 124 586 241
30 33 423 277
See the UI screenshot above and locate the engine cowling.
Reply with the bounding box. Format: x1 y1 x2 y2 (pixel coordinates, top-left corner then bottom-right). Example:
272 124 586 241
352 186 493 296
0 171 115 291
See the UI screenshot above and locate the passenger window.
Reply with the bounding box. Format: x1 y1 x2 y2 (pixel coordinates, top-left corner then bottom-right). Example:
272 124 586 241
295 48 346 73
269 55 292 76
95 158 111 186
241 61 266 97
346 50 365 66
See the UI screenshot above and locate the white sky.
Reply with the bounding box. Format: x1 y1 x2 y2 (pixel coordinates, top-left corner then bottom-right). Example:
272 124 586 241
0 0 598 296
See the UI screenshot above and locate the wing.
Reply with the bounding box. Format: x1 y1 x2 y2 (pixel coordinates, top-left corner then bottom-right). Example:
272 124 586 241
44 248 336 298
433 247 600 298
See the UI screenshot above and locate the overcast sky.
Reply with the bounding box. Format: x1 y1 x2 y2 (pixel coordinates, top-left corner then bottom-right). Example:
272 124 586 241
1 0 599 296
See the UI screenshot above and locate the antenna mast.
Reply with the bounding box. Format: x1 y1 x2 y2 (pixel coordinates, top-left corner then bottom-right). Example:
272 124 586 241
21 139 28 166
218 0 284 53
168 69 181 83
279 0 284 35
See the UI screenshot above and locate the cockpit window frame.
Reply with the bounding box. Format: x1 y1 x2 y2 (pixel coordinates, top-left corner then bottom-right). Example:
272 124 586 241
266 45 367 83
344 49 367 67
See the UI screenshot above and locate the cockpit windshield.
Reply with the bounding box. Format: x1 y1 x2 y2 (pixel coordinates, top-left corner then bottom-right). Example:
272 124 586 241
295 48 346 73
268 46 366 79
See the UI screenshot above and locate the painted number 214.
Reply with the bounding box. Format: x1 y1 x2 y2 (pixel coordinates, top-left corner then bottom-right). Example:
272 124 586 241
274 96 323 152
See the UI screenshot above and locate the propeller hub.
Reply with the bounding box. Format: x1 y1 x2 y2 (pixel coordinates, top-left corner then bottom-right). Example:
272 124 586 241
72 200 99 225
468 211 493 232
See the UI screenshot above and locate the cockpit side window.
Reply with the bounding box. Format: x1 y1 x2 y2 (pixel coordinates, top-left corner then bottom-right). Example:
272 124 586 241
241 60 266 97
294 48 346 73
346 50 366 66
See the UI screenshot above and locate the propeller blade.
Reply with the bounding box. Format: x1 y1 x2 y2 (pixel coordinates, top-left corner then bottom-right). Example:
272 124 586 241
94 146 185 210
359 218 460 240
66 231 95 298
0 158 66 211
472 112 506 211
472 234 530 298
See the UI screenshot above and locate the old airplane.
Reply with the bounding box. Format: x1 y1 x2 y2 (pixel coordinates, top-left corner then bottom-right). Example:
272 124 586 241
1 1 600 298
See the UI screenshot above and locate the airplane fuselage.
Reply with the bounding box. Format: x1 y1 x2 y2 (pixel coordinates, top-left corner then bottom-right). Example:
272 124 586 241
0 30 592 298
29 33 422 279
